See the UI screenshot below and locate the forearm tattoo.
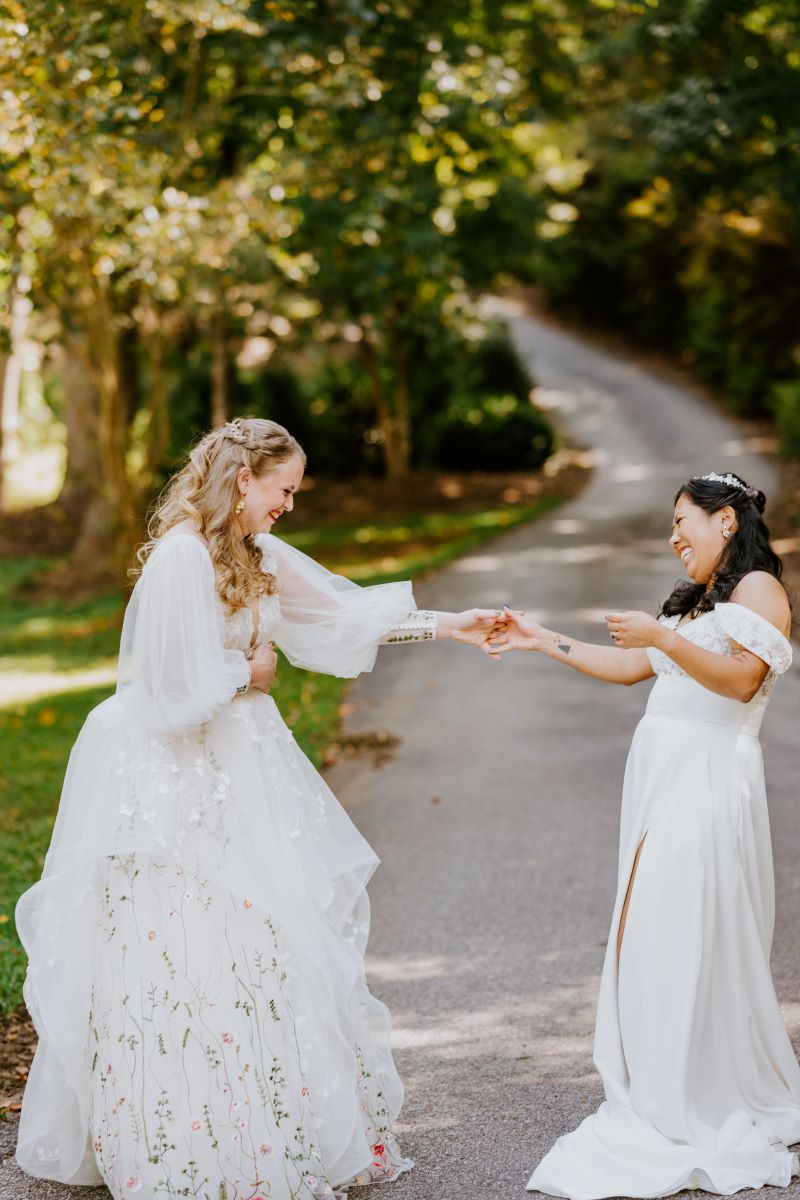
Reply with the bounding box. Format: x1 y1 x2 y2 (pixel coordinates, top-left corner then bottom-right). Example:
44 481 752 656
554 636 572 655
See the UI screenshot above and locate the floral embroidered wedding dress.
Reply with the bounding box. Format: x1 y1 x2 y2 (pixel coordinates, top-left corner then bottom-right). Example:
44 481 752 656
16 530 434 1200
529 602 800 1199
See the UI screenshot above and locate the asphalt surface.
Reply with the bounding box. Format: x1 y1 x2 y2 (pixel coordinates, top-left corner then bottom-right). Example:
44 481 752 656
3 304 799 1200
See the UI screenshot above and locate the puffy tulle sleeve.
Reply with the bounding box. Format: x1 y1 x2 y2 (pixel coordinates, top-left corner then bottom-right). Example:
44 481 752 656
117 534 250 733
259 533 419 677
713 602 793 675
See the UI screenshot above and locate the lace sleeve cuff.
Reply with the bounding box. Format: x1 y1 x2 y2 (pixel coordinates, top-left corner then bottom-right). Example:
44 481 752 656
381 610 438 644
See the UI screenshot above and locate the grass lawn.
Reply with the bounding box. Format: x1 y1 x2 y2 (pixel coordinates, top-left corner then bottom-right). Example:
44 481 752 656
0 484 579 1107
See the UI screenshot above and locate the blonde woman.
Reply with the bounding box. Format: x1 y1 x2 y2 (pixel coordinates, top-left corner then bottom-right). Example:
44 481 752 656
15 418 497 1200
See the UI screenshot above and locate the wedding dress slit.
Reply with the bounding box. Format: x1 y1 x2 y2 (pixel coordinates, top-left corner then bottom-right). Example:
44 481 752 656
616 834 647 963
529 604 800 1199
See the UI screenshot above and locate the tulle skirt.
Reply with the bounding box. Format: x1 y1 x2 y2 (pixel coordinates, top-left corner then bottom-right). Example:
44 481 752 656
15 690 412 1199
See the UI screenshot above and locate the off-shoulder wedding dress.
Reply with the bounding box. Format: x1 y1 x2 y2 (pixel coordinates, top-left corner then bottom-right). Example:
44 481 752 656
529 602 800 1199
15 530 435 1200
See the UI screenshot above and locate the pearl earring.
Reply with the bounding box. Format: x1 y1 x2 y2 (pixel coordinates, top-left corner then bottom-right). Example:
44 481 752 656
234 497 245 515
722 527 730 539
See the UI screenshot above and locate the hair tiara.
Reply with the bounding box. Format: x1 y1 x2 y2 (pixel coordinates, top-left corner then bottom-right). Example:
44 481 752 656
694 472 760 501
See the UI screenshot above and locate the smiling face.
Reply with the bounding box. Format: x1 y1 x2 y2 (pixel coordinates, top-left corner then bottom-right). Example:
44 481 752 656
234 453 305 537
669 494 736 584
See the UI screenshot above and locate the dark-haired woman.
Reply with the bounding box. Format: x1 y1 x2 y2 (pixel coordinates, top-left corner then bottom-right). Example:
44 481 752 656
490 471 800 1198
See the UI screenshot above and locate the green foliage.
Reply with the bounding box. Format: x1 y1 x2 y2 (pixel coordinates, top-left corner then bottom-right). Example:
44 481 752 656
427 330 554 471
436 395 554 472
479 0 800 447
0 0 551 484
772 380 800 458
3 0 799 488
243 357 385 479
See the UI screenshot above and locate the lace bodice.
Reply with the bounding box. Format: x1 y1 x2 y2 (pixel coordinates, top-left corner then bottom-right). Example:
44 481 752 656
221 543 283 654
646 602 792 699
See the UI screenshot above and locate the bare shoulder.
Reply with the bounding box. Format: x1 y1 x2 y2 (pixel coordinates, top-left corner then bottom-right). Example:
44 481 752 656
730 572 791 636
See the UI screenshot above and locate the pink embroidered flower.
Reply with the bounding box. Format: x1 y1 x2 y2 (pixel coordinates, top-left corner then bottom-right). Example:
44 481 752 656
125 1178 142 1193
147 930 156 941
191 1120 201 1131
301 1086 309 1097
372 1143 385 1157
259 1142 273 1156
242 899 253 909
93 1140 101 1153
222 1032 234 1044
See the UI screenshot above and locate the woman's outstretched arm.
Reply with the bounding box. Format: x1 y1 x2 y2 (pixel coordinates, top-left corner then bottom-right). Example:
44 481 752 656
488 609 654 685
381 608 504 654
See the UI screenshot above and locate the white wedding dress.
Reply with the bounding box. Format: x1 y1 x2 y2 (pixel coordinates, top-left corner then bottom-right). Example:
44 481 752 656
529 602 800 1199
15 530 434 1200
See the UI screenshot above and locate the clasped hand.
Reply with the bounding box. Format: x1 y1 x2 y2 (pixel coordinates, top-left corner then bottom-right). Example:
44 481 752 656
249 643 278 691
447 608 514 659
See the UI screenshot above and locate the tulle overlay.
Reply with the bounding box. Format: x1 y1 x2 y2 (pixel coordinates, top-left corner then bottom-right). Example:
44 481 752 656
529 604 800 1199
16 532 417 1199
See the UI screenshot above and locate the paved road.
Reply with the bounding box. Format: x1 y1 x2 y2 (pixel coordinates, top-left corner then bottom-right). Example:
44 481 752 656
337 304 800 1200
2 305 799 1200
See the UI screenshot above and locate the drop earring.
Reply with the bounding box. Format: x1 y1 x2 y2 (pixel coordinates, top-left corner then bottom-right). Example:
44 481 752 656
234 497 245 515
722 526 730 539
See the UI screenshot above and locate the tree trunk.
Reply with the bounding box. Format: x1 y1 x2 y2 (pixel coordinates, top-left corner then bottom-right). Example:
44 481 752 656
139 294 169 483
51 338 104 511
0 282 27 509
78 271 139 579
210 309 228 427
361 337 412 478
389 330 411 477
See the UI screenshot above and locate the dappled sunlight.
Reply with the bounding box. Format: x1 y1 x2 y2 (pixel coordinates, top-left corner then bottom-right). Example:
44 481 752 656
453 543 620 574
0 663 118 708
610 463 652 483
533 387 584 415
383 968 602 1089
365 954 465 984
719 436 779 457
550 517 587 535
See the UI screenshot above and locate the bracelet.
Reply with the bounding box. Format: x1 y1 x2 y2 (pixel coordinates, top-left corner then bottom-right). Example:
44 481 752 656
383 610 437 644
235 651 254 695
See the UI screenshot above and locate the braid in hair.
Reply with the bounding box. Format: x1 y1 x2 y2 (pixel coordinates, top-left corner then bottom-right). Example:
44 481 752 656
137 418 306 611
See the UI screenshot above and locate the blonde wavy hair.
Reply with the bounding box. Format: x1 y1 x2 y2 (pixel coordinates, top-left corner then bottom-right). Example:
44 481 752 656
137 417 306 612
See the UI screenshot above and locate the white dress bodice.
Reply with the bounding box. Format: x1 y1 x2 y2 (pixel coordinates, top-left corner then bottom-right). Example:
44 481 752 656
645 602 792 738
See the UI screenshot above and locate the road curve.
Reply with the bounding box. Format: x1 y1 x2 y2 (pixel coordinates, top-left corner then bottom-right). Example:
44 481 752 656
2 306 798 1200
337 303 800 1200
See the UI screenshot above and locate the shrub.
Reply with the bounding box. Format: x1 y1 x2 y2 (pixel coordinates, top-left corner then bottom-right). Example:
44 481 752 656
232 326 554 477
772 379 800 458
435 393 555 472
